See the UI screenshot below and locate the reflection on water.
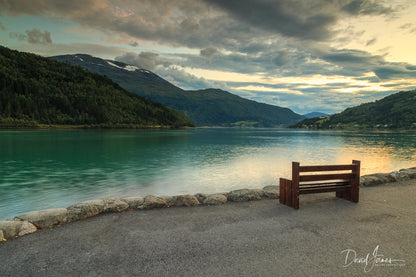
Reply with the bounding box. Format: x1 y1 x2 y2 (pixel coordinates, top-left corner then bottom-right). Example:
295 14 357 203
1 128 416 220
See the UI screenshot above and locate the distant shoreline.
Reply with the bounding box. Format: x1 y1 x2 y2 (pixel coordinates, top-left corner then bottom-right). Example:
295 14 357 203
0 124 196 130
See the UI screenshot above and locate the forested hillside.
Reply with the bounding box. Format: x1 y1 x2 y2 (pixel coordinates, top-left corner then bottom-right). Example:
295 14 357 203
53 54 304 127
0 46 194 128
291 90 416 129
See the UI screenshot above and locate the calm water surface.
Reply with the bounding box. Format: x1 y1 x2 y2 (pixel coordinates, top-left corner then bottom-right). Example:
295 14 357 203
1 128 416 220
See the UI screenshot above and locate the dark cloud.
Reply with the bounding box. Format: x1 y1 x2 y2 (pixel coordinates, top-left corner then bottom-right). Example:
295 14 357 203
26 29 52 44
374 65 416 80
200 47 217 59
272 51 291 67
320 49 383 65
1 0 395 51
9 28 52 44
341 0 393 15
202 0 337 40
313 48 416 80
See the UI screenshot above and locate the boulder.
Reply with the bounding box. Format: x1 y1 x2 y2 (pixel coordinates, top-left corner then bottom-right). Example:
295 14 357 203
203 194 227 205
0 230 4 241
103 198 129 213
390 168 416 181
195 193 208 204
160 196 175 207
173 195 200 207
66 199 105 222
15 208 68 229
122 197 145 209
228 189 265 202
139 195 167 210
360 173 396 186
263 185 279 199
0 220 37 240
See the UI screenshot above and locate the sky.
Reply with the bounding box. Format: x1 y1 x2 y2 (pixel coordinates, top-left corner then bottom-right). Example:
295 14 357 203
1 0 416 115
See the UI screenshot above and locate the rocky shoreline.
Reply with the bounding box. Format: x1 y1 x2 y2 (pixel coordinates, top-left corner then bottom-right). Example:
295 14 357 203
1 167 416 242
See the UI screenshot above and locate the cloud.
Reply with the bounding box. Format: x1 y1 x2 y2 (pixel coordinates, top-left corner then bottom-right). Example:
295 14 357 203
9 28 52 44
400 23 416 34
373 65 416 80
0 0 395 51
314 48 416 80
366 38 377 46
341 0 393 15
115 51 172 71
272 50 291 67
200 47 217 59
2 0 415 114
202 0 339 40
155 66 226 91
13 42 128 58
26 29 52 44
9 32 27 41
0 21 6 31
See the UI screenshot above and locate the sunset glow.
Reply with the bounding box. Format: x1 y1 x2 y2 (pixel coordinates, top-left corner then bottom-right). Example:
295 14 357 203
1 0 415 114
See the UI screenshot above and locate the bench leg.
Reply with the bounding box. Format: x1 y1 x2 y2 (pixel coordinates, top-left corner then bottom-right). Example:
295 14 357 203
336 188 359 203
336 190 350 201
280 178 298 209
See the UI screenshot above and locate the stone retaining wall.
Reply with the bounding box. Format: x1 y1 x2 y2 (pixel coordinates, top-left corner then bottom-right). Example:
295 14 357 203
1 167 415 241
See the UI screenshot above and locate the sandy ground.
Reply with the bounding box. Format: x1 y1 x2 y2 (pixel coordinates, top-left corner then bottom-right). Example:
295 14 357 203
1 180 415 276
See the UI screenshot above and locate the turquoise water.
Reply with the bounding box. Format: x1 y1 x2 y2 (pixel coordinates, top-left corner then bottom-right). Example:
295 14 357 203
1 128 416 220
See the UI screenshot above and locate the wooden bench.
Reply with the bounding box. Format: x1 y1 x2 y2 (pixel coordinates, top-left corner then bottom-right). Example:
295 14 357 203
279 160 360 209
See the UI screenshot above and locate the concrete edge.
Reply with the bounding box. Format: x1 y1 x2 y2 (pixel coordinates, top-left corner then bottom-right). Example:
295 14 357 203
1 167 415 242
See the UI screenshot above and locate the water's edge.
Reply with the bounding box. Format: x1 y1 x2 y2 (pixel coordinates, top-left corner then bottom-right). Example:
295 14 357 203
1 167 416 242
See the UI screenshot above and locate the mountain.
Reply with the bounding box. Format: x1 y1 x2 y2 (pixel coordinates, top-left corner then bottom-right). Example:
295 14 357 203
291 90 416 129
303 112 329 119
0 46 194 128
52 54 304 127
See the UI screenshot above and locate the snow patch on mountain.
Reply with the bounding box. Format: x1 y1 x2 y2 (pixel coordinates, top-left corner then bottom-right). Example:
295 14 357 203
124 65 140 72
106 60 123 70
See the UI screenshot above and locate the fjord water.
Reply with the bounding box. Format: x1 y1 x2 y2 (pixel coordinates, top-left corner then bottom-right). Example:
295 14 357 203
1 128 416 220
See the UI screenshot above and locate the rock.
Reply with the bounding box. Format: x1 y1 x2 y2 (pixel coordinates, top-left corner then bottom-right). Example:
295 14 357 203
195 193 208 204
390 168 416 181
263 185 279 199
173 195 200 207
228 189 265 202
122 197 145 209
203 194 227 205
360 173 396 186
160 196 175 206
15 208 68 229
0 220 37 240
0 230 4 241
66 199 105 222
103 198 129 213
139 195 167 210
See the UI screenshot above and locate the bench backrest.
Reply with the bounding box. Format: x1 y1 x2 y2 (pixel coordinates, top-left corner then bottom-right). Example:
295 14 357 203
294 160 360 183
292 160 361 191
